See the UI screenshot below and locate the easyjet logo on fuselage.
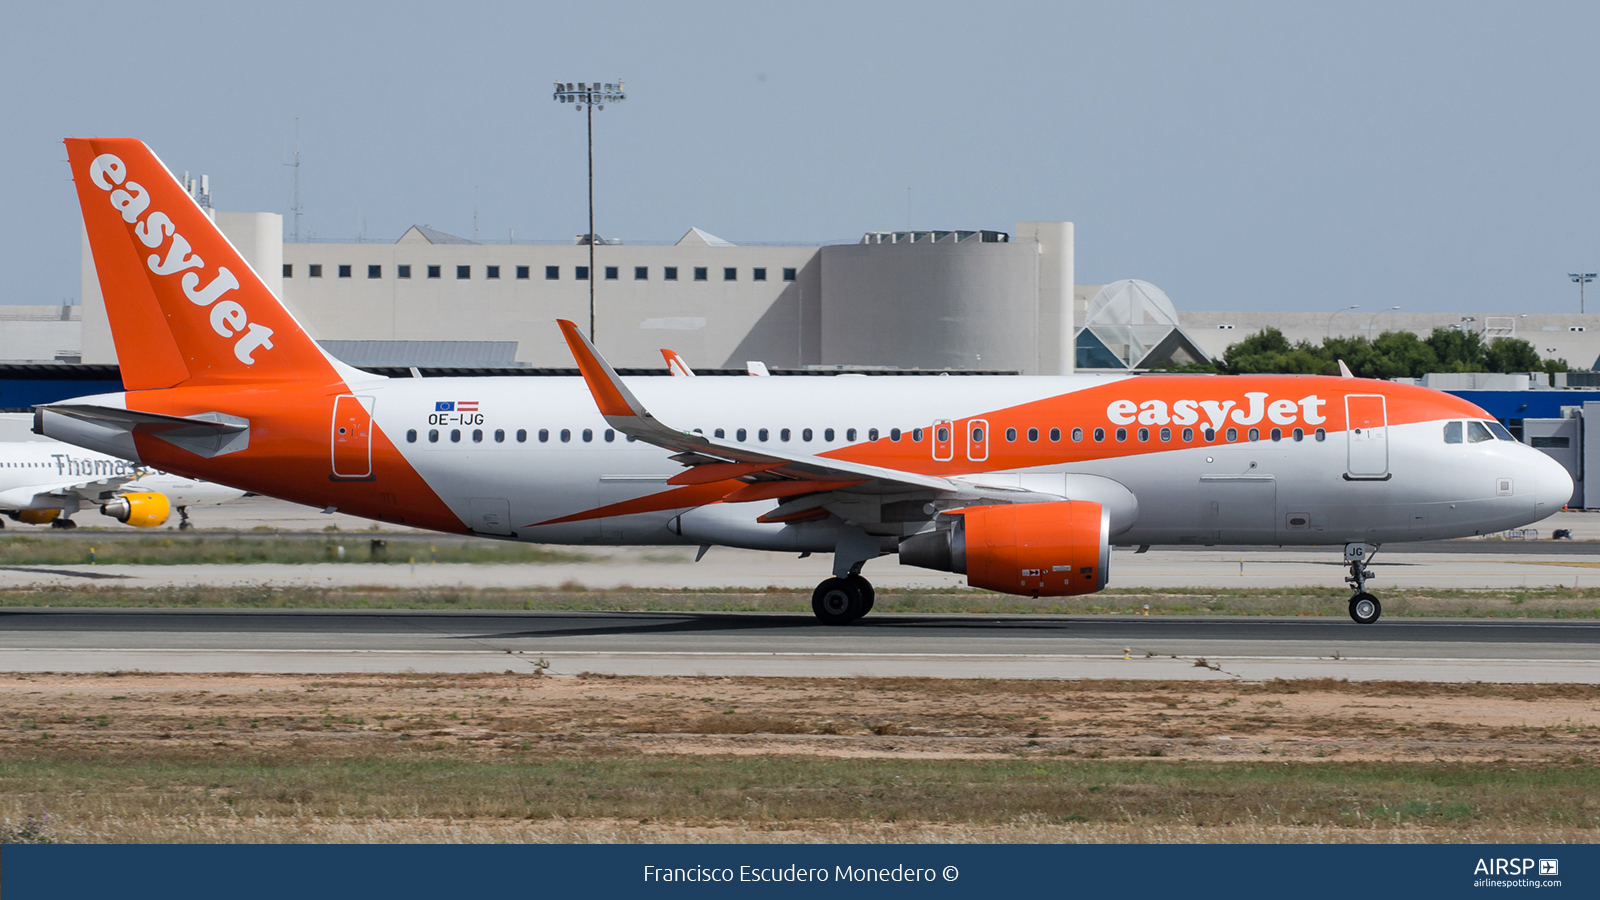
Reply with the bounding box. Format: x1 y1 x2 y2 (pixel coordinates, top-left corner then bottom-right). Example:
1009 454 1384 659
1106 392 1328 430
85 153 274 366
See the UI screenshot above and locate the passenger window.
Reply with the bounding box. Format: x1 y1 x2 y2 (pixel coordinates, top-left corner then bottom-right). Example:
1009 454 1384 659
406 429 417 443
1135 427 1148 441
1181 427 1193 442
1292 428 1304 442
1467 421 1494 443
1314 428 1326 441
911 428 923 441
1444 421 1463 444
1203 428 1215 442
1269 428 1281 442
802 428 812 441
1050 428 1061 442
428 429 439 443
1072 427 1083 442
936 426 949 443
869 428 880 441
759 428 769 441
1247 428 1260 442
845 428 856 441
1006 427 1017 441
583 428 593 442
494 429 505 443
971 427 984 442
1160 427 1171 442
1027 427 1039 442
604 429 615 442
714 428 724 438
517 429 527 442
1226 428 1238 442
450 429 461 443
1093 427 1104 442
560 429 571 442
472 429 483 443
537 429 547 442
781 428 791 441
1115 428 1127 442
737 428 747 441
825 428 835 441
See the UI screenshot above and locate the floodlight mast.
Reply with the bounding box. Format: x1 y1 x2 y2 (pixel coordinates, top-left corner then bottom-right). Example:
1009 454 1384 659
1570 273 1596 314
553 80 626 343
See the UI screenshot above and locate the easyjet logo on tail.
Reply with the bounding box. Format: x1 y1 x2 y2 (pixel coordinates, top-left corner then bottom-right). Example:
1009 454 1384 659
1106 392 1328 430
85 154 274 365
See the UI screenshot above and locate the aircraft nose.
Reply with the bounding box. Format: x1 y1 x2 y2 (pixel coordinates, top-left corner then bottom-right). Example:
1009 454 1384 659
1533 448 1575 514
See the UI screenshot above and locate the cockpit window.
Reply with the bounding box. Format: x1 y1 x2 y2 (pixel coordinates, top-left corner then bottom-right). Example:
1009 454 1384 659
1487 421 1517 442
1467 421 1495 443
1443 421 1463 444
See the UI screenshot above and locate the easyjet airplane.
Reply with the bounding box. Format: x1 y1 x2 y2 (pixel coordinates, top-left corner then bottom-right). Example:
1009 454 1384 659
38 138 1572 625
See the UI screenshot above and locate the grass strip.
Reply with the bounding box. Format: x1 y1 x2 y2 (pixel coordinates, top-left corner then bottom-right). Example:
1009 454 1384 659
0 754 1595 838
0 535 588 566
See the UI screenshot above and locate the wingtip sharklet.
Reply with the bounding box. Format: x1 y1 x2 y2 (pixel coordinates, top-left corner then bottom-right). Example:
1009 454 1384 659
557 319 642 419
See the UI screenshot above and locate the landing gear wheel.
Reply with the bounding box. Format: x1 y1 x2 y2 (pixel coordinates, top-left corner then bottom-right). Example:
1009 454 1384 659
177 506 191 531
1349 592 1381 625
50 518 76 530
812 577 864 625
847 574 875 616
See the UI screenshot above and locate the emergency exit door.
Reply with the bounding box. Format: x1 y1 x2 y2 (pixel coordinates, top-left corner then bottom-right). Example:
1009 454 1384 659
1345 394 1389 479
332 395 374 479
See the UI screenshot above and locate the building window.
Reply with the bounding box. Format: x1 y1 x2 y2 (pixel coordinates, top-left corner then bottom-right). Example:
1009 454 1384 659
368 265 381 279
283 264 293 278
576 266 589 281
456 265 470 279
397 265 411 279
664 267 678 281
338 265 352 278
486 265 500 279
516 266 530 279
309 264 323 278
605 266 618 280
753 267 767 281
782 267 797 281
723 267 737 281
634 266 648 280
694 267 708 281
545 266 559 280
427 265 441 279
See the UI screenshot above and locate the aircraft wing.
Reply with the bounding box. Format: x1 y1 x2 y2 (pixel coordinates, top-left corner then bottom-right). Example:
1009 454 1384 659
0 477 131 510
558 320 1050 509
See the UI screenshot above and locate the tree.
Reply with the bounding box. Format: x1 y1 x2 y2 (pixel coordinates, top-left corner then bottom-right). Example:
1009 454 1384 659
1217 327 1571 378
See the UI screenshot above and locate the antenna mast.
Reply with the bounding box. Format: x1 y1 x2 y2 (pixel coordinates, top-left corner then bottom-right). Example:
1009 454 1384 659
285 119 302 242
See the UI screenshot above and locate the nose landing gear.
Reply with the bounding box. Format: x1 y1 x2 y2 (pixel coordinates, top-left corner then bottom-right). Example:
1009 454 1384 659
1344 542 1381 624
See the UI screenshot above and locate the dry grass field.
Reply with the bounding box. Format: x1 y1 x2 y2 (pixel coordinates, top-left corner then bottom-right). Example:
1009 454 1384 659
0 672 1596 843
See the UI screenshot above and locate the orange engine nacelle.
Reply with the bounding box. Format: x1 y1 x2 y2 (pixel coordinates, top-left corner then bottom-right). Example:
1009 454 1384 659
898 500 1110 597
101 492 171 528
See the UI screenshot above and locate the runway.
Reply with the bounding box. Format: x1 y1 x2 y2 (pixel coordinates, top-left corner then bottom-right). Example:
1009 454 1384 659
2 608 1596 682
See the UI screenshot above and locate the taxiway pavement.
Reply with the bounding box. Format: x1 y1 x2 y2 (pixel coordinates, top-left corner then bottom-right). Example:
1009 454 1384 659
1 609 1595 682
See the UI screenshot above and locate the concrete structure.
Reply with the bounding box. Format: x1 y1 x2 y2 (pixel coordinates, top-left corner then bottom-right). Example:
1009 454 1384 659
76 217 1079 374
1180 309 1600 371
0 306 80 364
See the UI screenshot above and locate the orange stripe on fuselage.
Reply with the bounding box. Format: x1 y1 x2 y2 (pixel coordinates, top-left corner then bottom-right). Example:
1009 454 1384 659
818 375 1487 476
531 480 736 527
124 383 468 534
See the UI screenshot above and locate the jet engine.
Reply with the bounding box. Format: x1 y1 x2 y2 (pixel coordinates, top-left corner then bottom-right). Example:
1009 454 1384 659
101 492 171 527
898 500 1110 597
12 509 61 525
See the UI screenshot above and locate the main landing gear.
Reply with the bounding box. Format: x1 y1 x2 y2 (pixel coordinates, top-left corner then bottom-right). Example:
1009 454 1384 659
811 574 875 625
1344 542 1381 624
177 506 192 530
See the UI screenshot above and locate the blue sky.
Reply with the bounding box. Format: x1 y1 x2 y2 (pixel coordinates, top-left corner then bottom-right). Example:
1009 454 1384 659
4 1 1598 313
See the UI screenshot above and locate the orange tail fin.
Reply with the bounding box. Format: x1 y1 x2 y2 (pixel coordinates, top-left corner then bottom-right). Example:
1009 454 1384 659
66 138 343 389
